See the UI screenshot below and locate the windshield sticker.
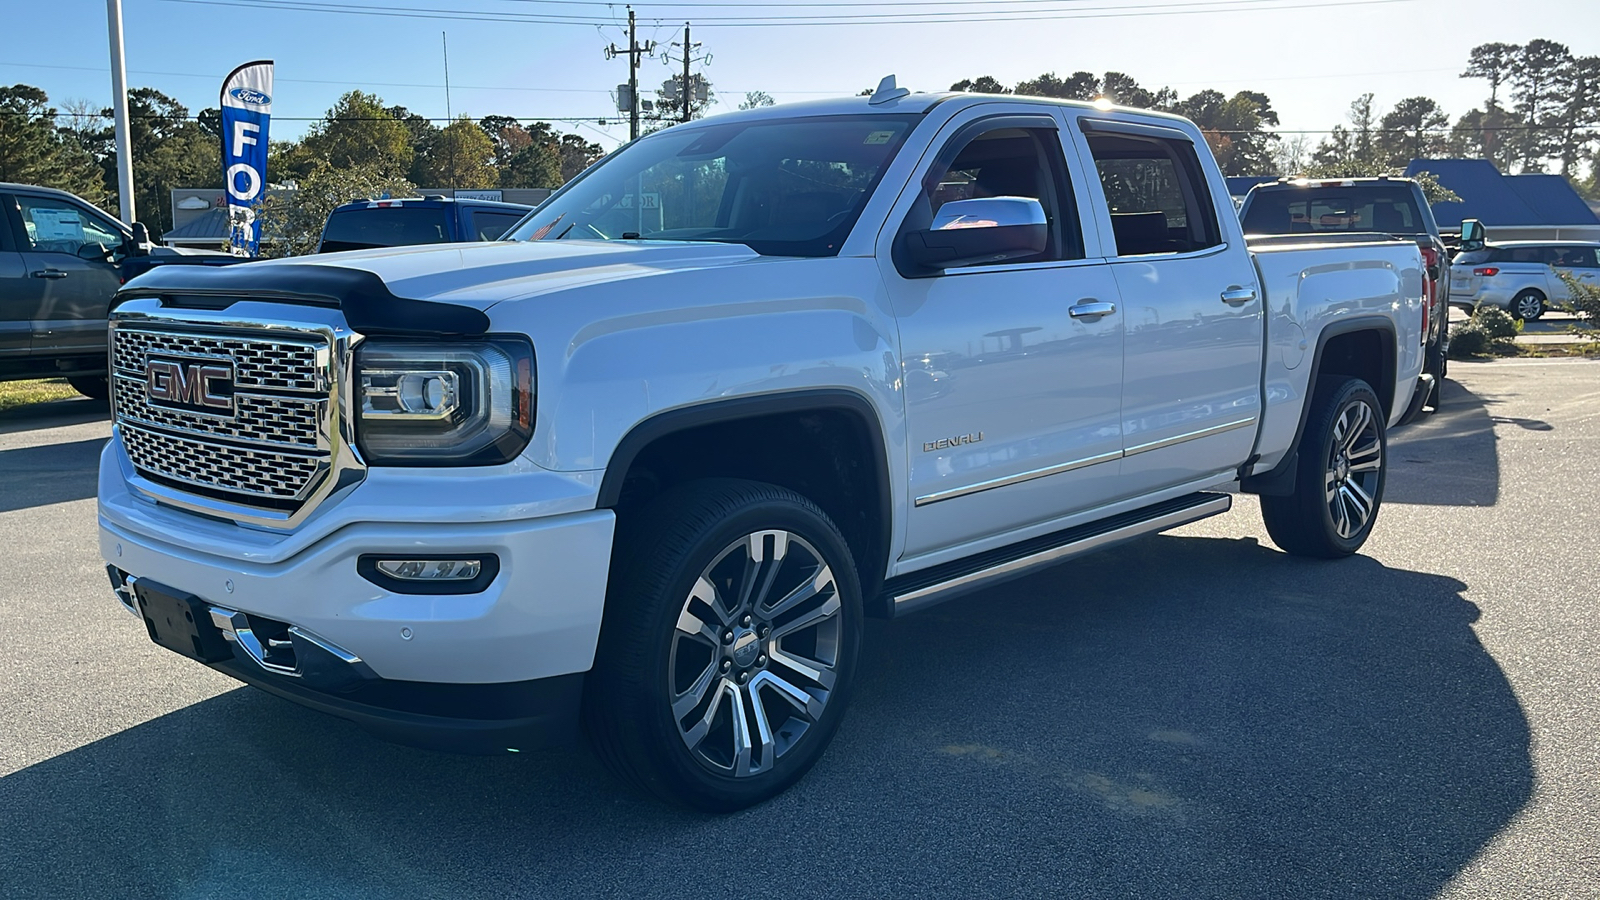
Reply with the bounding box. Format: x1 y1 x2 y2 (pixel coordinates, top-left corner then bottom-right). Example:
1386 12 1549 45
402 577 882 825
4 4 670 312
28 208 85 244
864 130 897 145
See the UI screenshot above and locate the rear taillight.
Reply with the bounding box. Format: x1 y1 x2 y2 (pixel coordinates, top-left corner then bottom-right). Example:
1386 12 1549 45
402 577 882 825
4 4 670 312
1474 267 1499 277
1419 246 1439 340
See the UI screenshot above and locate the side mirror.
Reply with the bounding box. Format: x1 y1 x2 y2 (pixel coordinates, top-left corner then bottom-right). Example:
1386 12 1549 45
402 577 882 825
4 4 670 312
128 222 151 256
1459 218 1485 253
900 197 1047 271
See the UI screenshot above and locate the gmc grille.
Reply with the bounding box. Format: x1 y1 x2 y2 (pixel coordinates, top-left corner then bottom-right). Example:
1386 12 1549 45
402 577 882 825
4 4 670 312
111 324 332 507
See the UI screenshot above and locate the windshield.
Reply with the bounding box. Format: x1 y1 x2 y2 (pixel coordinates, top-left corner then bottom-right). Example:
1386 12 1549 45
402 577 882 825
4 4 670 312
320 206 451 253
506 114 920 257
1241 186 1433 237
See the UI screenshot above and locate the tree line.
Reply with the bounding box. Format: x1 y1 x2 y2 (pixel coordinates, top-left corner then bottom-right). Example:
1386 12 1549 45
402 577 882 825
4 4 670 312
949 38 1600 198
0 83 604 238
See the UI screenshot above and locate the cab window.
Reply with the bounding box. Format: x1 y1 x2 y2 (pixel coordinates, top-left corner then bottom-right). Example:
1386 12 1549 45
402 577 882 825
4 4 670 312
918 125 1083 264
15 195 125 260
1086 132 1221 256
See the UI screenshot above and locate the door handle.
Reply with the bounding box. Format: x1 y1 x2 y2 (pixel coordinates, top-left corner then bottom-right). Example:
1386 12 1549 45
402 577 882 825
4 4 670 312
31 269 68 280
1068 300 1117 319
1220 286 1256 305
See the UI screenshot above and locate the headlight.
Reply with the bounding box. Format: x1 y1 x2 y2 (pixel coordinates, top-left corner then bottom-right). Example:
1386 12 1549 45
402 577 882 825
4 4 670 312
355 338 534 465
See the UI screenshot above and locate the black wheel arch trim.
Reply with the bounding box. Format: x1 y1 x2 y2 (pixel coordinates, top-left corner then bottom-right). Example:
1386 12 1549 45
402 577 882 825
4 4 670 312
1242 315 1396 496
596 389 894 598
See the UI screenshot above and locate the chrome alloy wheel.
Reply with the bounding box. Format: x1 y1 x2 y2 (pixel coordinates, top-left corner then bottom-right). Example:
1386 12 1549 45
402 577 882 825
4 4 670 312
668 529 841 778
1324 398 1383 539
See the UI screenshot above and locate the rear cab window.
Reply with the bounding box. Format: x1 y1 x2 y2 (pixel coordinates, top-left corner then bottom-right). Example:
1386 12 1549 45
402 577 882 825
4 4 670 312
1084 131 1221 256
469 210 528 242
1241 185 1429 237
320 205 451 253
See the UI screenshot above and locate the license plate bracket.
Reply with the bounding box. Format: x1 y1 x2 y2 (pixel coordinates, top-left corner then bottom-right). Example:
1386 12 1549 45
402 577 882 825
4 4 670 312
134 580 234 663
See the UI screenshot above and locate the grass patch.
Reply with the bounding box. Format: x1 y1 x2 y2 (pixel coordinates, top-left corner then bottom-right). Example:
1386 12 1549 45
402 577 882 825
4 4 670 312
0 378 81 413
1509 341 1600 358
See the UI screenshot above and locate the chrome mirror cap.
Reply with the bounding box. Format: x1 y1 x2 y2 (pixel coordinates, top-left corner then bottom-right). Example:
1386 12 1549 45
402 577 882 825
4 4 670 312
931 196 1047 232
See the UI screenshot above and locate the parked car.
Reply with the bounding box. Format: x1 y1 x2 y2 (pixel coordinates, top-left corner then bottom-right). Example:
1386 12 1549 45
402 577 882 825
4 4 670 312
1239 176 1449 415
0 183 242 399
316 196 535 253
103 86 1426 811
1448 239 1600 320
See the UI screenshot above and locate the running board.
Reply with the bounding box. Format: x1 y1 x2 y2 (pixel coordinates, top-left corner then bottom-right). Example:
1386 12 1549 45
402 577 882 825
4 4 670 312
882 492 1232 617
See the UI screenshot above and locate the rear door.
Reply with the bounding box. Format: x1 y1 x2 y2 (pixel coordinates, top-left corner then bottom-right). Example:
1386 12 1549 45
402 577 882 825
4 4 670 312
5 192 126 359
0 198 30 359
1072 118 1263 497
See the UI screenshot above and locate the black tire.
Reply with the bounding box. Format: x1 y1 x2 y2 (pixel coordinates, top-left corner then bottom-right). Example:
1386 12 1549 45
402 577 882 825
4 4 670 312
67 375 109 401
1261 377 1387 558
584 478 863 812
1510 290 1545 321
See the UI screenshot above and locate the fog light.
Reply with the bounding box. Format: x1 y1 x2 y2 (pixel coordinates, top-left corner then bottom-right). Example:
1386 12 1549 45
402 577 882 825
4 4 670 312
357 554 500 595
375 559 482 581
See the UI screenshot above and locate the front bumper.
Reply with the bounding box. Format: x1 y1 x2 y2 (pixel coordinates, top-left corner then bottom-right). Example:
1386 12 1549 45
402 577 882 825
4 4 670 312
99 437 615 750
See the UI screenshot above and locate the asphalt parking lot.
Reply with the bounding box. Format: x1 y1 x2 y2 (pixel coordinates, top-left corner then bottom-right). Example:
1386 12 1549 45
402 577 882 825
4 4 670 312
2 360 1597 900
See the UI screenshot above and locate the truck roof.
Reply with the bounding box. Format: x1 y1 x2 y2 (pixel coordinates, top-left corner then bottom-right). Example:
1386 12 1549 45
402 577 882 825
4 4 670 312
330 196 535 213
669 90 1200 132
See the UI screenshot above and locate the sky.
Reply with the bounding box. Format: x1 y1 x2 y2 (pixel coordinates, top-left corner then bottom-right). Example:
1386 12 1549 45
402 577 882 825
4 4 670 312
3 0 1597 153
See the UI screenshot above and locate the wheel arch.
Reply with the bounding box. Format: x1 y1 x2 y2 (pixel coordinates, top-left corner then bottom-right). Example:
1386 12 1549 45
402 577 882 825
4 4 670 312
1243 316 1396 496
597 389 895 605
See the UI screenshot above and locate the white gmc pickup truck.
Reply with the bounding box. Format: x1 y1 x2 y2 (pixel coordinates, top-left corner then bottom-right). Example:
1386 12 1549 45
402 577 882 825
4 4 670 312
100 82 1427 811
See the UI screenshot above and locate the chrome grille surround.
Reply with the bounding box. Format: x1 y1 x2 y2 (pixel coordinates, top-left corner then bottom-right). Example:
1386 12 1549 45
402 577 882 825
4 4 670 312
109 300 365 530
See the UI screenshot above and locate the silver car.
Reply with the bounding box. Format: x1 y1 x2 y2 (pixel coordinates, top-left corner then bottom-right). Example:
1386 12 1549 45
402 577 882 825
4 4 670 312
1449 240 1600 320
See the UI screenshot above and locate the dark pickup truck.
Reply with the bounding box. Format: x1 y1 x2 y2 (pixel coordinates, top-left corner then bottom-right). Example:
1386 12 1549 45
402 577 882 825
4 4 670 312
1 183 244 399
1239 176 1449 417
316 196 534 253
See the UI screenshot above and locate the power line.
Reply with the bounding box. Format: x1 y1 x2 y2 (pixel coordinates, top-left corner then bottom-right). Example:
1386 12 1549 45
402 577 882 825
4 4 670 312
154 0 1420 28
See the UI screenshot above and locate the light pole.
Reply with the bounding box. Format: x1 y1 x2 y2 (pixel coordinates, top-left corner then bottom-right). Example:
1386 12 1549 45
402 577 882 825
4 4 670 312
106 0 136 225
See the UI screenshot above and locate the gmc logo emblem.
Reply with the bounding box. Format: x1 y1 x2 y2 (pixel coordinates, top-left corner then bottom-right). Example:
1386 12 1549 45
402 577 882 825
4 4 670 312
146 357 235 415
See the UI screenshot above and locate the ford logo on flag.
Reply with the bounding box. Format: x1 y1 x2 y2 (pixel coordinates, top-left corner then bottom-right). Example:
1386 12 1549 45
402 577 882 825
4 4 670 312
229 87 271 106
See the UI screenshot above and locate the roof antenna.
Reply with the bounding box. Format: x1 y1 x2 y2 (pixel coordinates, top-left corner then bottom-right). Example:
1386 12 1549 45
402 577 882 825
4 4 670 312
868 74 910 106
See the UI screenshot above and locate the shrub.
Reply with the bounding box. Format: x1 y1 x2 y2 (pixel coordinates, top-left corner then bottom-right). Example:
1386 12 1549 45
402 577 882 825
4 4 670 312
1448 321 1492 358
1558 270 1600 332
1471 305 1521 339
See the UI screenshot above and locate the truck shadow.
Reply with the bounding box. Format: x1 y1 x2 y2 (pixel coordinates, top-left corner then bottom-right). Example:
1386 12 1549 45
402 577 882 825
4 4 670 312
1384 377 1501 507
0 397 108 436
0 535 1529 899
0 438 105 514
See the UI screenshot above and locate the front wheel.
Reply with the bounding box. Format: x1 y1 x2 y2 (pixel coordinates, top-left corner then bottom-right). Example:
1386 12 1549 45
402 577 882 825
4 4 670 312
1261 377 1387 558
584 479 862 811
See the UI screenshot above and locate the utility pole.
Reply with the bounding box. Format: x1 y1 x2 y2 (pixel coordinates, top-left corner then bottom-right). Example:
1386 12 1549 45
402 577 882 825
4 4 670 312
681 24 693 123
106 0 136 224
605 7 654 141
668 24 707 125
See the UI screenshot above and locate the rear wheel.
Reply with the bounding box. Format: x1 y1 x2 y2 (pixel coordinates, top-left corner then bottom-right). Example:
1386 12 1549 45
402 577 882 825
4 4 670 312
67 375 109 401
1261 377 1387 558
1510 290 1545 321
584 479 862 811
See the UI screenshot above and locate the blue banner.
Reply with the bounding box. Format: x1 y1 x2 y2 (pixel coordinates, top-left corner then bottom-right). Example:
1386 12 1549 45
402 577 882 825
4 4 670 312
220 60 273 256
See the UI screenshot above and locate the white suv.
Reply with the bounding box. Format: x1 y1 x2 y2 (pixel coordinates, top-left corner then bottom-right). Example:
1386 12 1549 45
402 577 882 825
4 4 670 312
1449 241 1600 320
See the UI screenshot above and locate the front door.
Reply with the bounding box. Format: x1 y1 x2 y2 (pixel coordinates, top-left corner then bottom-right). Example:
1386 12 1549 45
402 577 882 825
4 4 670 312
878 109 1125 562
1074 123 1264 497
6 192 127 359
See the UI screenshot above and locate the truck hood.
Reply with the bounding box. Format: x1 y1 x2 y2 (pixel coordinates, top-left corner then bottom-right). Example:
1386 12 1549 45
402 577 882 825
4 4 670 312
251 240 767 309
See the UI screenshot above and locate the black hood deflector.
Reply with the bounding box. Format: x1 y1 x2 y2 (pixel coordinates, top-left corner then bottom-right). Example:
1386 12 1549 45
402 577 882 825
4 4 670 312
114 262 491 337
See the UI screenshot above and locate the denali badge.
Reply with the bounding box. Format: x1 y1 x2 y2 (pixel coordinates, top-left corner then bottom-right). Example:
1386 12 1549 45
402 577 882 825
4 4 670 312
923 432 984 452
146 357 236 415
